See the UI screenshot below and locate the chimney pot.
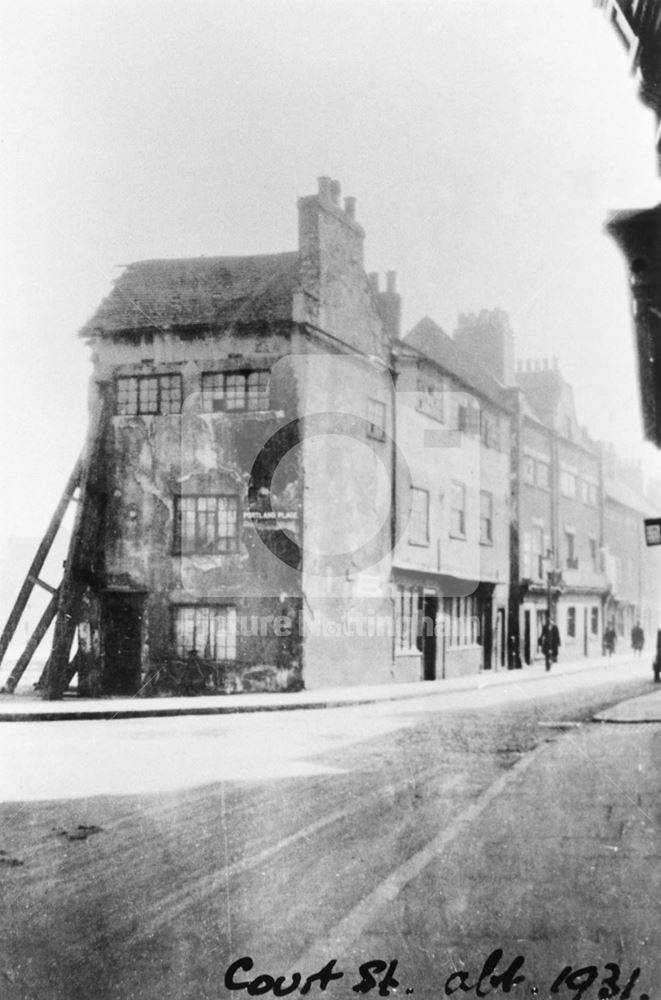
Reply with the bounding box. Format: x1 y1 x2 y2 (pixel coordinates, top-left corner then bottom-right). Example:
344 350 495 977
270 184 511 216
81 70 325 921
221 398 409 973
318 176 332 200
330 179 341 205
526 359 532 371
386 270 396 294
344 196 356 219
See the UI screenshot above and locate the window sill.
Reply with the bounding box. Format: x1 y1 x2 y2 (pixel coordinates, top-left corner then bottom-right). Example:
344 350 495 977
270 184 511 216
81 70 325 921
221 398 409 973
408 540 430 548
449 533 466 541
479 539 494 547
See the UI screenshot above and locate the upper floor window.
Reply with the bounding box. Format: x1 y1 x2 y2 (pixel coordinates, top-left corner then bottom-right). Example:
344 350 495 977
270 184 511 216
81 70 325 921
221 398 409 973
522 456 535 485
416 378 444 423
201 370 270 412
536 461 550 490
479 491 493 544
409 487 430 545
560 470 577 499
480 411 499 450
173 604 237 662
116 374 182 416
174 495 239 554
589 537 598 570
565 529 577 568
450 481 466 538
367 398 386 441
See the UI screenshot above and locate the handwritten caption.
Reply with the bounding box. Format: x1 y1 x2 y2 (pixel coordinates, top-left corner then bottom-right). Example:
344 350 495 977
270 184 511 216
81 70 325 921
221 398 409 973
224 951 649 999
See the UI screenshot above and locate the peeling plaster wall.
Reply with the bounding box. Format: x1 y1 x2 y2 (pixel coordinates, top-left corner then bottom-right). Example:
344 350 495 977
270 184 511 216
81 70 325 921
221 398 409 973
93 328 305 691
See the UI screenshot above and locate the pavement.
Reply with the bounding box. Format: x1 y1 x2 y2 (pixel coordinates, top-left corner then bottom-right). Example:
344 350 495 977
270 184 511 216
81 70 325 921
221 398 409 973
0 649 655 721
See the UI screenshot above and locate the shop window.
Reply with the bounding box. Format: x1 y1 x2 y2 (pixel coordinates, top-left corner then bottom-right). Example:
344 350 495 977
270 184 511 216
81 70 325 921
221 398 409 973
396 586 420 652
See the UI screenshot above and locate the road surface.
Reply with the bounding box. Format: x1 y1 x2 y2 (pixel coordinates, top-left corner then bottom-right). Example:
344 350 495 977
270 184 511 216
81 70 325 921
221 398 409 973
0 658 658 1000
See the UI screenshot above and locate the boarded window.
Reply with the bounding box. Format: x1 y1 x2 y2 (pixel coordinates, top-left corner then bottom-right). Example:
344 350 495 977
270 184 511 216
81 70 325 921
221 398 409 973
173 605 237 661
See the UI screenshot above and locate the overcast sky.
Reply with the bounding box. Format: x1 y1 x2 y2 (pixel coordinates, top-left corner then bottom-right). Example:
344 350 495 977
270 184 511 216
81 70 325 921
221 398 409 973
1 0 661 549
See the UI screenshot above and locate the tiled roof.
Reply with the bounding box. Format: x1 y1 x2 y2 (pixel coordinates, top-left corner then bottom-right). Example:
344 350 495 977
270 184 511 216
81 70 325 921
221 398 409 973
404 317 512 410
80 252 300 336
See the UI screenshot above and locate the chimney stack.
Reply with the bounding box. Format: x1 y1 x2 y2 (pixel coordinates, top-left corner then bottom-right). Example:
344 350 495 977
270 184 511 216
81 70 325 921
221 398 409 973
386 271 396 294
344 196 356 220
368 272 380 293
330 179 341 205
318 176 332 200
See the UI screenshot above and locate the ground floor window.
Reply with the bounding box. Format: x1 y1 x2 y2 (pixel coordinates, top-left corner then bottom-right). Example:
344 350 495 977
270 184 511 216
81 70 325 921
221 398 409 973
396 586 420 652
591 606 599 636
443 594 480 647
173 605 237 661
567 606 576 639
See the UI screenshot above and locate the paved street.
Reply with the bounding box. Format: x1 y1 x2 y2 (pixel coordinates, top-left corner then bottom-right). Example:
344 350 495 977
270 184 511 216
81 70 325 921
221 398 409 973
0 658 659 1000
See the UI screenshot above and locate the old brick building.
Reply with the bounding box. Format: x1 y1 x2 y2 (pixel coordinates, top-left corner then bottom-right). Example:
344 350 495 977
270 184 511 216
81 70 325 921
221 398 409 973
70 178 399 695
390 317 511 680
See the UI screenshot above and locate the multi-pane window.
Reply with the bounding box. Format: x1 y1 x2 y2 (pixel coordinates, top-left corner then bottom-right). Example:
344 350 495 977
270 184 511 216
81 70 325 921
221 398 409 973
174 495 239 553
450 481 466 538
567 606 576 639
416 378 444 423
409 487 429 545
201 371 270 412
116 374 182 415
173 605 237 661
367 398 386 440
479 491 493 544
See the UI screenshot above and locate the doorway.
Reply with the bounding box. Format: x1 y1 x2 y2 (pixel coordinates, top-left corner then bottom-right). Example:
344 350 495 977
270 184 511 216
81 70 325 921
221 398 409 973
102 593 144 695
523 610 531 664
418 592 438 680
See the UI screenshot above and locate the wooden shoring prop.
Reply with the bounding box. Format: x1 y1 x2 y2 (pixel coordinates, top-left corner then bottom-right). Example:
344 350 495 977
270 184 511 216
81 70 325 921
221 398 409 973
43 384 110 700
0 459 81 670
1 592 59 694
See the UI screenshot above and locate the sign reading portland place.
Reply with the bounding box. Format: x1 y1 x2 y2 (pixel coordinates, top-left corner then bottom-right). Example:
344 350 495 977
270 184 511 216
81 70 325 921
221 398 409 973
644 518 661 546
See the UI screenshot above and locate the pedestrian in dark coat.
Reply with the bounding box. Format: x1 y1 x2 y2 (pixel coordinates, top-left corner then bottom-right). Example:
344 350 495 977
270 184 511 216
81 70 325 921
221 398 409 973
631 622 645 655
604 624 617 656
539 616 560 669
